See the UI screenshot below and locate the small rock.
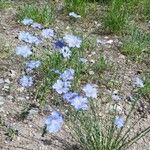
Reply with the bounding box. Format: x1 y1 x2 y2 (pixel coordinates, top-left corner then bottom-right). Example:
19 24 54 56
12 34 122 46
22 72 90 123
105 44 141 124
126 95 134 102
9 70 16 78
89 70 94 75
0 78 4 84
2 84 10 92
4 79 11 84
29 108 39 115
89 59 95 63
91 51 96 55
7 95 14 101
0 96 5 105
17 97 26 101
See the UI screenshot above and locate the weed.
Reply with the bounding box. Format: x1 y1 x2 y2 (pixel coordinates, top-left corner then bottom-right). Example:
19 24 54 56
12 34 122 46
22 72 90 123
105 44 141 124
103 0 129 34
16 3 54 26
121 27 150 61
93 55 108 74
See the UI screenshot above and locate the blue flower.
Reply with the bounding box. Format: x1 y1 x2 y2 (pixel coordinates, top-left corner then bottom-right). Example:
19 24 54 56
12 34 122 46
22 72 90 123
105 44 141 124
45 111 63 133
82 84 98 99
31 22 43 29
21 18 33 25
63 35 82 48
26 60 41 72
115 116 124 128
69 12 81 18
18 31 41 45
20 75 33 87
52 79 71 94
60 69 75 81
16 45 32 58
54 40 65 49
70 96 89 110
63 92 79 103
41 28 54 38
59 46 71 59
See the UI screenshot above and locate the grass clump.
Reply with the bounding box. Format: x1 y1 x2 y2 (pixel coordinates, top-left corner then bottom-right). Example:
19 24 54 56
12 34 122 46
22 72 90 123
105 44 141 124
16 3 54 26
103 0 129 34
0 0 13 9
67 100 150 150
121 27 150 61
103 0 150 34
64 0 87 16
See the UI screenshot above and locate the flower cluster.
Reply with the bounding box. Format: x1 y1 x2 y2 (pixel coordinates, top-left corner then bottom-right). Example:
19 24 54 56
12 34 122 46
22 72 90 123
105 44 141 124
52 67 98 111
18 31 41 45
16 16 146 134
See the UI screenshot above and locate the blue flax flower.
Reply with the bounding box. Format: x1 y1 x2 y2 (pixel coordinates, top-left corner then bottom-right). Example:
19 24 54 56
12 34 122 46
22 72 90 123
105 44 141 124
115 116 124 128
70 96 89 110
60 69 75 81
54 40 65 49
20 75 33 87
63 92 79 103
82 84 98 99
41 28 54 38
21 18 33 25
18 31 41 45
26 60 41 72
59 46 71 59
52 79 71 94
31 22 43 29
16 45 32 58
45 111 63 133
63 34 82 48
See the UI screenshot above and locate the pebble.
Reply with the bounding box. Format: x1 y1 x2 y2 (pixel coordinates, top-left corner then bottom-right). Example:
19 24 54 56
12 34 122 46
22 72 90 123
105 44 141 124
0 78 4 84
89 59 95 63
0 96 5 105
2 84 10 92
9 70 16 78
4 78 11 84
29 108 39 115
17 97 26 101
89 70 94 75
7 95 14 101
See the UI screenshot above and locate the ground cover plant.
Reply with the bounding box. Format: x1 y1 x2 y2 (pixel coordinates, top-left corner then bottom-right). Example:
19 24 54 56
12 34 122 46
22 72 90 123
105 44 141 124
0 0 150 150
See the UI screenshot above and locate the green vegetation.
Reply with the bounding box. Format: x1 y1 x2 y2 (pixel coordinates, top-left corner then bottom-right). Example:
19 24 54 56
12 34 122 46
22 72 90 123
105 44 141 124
16 3 54 26
0 0 13 9
67 100 150 150
64 0 88 16
121 27 150 61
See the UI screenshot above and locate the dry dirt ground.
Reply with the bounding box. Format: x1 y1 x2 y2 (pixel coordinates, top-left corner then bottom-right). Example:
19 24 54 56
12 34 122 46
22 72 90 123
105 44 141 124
0 2 150 150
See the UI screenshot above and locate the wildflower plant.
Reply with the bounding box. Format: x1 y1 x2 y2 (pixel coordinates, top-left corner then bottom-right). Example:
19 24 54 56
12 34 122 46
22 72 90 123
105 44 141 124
13 2 150 149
